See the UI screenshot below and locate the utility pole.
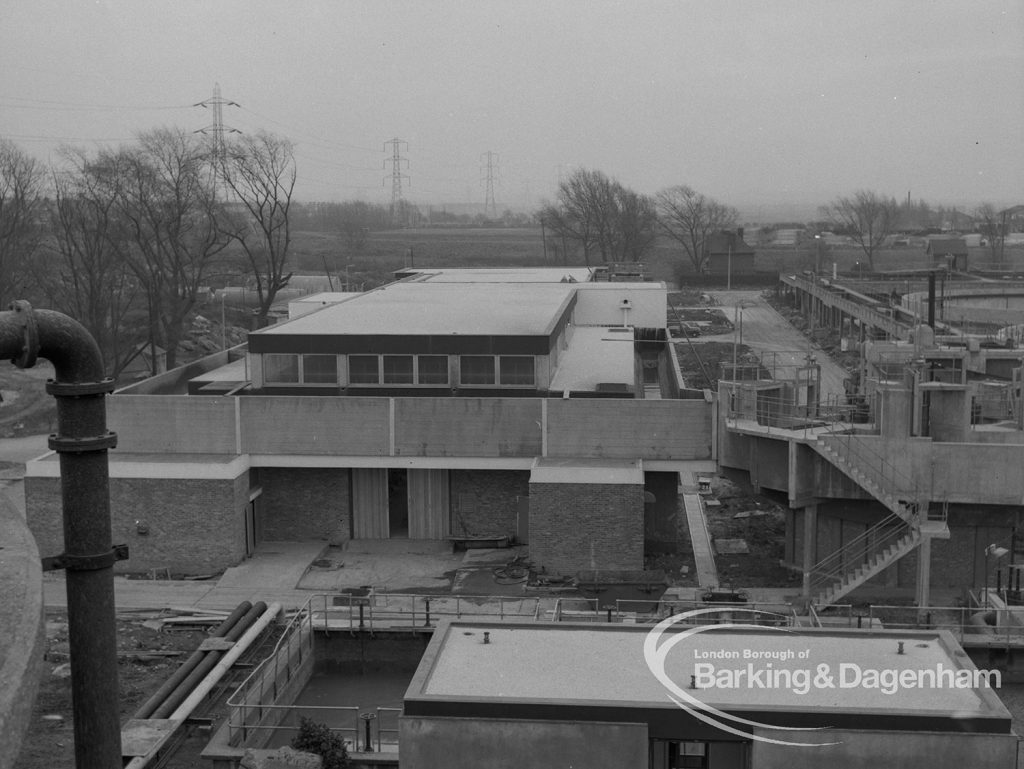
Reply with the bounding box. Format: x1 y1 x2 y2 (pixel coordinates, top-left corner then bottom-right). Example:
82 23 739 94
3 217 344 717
481 151 499 219
194 83 240 189
383 138 410 224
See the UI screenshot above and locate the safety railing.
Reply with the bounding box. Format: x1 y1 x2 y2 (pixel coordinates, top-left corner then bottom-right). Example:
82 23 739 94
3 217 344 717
311 592 547 633
376 707 402 752
549 596 799 625
832 604 1024 647
225 600 363 749
807 513 915 601
782 274 910 339
724 387 869 436
816 420 938 522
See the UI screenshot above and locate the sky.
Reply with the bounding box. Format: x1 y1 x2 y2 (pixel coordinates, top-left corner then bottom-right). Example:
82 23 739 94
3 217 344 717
2 0 1022 220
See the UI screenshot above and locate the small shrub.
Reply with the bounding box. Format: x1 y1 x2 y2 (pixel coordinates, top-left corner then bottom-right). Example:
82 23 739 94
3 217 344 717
291 716 350 769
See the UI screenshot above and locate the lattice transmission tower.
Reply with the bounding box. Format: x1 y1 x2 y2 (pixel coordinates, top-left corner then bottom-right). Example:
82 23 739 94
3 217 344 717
383 138 410 220
194 83 240 164
481 151 500 219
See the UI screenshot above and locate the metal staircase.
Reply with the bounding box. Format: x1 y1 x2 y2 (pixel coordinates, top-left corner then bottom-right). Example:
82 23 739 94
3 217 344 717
808 513 921 607
807 430 948 607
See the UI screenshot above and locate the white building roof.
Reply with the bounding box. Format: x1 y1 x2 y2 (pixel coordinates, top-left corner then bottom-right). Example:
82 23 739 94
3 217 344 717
259 282 576 337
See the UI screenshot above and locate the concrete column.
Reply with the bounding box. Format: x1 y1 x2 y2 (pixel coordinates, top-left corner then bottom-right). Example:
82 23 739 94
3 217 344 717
915 535 932 608
801 503 818 598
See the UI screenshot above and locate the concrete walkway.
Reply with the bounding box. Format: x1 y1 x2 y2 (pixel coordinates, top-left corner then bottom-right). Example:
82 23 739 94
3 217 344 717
681 493 718 588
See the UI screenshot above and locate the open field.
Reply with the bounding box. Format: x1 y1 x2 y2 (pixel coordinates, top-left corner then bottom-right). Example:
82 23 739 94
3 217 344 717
288 227 1024 294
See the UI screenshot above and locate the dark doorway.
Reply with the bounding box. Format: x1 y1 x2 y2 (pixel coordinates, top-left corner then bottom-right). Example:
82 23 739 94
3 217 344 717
388 469 409 538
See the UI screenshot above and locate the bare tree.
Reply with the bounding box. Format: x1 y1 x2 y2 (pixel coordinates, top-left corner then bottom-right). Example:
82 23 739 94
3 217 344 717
0 140 46 307
974 202 1008 267
539 168 656 265
46 148 140 375
656 185 738 272
219 131 297 327
820 190 898 270
614 187 658 263
115 127 230 370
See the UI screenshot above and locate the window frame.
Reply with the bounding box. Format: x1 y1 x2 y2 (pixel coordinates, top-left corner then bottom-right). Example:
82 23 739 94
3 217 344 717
348 354 381 385
498 355 536 387
417 355 450 386
382 354 415 385
459 355 497 386
263 353 300 384
301 354 339 385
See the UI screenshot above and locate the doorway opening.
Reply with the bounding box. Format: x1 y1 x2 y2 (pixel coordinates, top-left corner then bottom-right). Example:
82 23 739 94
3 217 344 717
388 469 409 538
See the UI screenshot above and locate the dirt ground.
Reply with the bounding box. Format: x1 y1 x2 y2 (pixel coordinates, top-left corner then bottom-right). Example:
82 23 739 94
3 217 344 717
704 476 800 590
15 613 214 769
0 362 58 438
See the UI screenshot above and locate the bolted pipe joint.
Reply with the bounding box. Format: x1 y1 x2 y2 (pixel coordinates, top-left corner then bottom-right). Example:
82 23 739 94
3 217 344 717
0 301 123 769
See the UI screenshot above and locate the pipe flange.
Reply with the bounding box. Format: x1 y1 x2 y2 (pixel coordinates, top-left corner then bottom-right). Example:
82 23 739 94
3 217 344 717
9 300 38 369
48 431 119 453
46 379 116 397
42 543 129 572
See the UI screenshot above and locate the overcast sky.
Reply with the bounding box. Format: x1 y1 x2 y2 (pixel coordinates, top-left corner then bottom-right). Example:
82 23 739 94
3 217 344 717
2 0 1021 218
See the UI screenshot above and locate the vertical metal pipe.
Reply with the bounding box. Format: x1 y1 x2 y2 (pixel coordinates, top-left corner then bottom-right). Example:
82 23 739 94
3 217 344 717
927 271 936 328
0 304 121 769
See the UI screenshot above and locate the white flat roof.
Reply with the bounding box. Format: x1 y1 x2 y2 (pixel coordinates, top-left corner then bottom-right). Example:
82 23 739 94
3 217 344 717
259 282 575 337
292 292 361 304
419 623 1002 716
549 327 635 392
401 268 594 283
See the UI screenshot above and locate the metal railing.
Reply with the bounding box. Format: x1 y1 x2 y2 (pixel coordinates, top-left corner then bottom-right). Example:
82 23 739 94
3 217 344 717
724 387 869 435
312 592 546 632
549 596 798 625
224 600 363 749
782 273 910 339
376 707 402 751
831 604 1024 647
807 513 916 602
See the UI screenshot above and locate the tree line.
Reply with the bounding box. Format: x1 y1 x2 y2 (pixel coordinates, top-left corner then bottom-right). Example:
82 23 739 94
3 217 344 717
537 168 740 273
540 169 1016 273
0 130 297 376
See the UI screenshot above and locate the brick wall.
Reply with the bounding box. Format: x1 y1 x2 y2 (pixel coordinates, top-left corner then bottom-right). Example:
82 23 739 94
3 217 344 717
528 482 644 576
449 470 529 539
25 474 249 576
257 467 351 544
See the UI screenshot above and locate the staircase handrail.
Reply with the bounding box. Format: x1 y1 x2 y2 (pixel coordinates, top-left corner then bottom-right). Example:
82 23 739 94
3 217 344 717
808 513 913 593
819 425 924 510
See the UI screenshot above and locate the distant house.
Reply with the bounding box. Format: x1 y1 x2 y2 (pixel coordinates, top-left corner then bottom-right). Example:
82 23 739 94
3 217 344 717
703 229 755 276
927 238 969 271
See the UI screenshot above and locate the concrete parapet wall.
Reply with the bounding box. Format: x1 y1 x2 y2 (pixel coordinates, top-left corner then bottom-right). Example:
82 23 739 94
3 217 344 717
0 493 46 767
105 394 714 461
399 716 648 769
752 727 1016 768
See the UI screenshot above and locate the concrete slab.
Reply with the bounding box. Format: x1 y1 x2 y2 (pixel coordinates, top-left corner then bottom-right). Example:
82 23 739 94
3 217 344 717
295 546 462 593
451 567 528 597
682 493 718 588
216 541 328 590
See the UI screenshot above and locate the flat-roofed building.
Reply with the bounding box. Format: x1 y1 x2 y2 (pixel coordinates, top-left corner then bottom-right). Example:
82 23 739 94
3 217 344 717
401 620 1016 769
25 269 715 577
